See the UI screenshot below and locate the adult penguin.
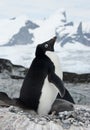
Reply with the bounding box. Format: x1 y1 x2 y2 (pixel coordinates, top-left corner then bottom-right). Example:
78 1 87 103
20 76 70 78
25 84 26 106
19 37 65 115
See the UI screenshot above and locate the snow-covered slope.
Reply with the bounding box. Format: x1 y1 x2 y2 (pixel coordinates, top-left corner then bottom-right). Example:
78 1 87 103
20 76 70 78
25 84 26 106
33 9 67 43
33 10 90 46
56 22 90 47
0 15 39 46
0 10 90 46
0 16 28 45
0 10 90 73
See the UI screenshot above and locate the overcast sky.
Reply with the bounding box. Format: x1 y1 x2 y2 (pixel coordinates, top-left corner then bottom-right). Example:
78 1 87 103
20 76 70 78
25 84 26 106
0 0 90 23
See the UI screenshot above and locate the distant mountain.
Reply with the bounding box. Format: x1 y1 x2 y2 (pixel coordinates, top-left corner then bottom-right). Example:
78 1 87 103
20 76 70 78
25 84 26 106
33 10 90 47
3 20 39 46
0 10 90 46
76 22 90 46
56 21 90 47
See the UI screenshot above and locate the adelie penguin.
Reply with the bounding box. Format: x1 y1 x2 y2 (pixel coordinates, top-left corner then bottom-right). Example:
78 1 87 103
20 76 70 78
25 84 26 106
19 36 74 115
0 37 74 114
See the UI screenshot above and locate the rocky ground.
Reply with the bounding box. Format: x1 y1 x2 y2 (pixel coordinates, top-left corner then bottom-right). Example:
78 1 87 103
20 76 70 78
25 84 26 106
0 105 90 130
0 58 90 130
0 77 90 105
0 58 90 104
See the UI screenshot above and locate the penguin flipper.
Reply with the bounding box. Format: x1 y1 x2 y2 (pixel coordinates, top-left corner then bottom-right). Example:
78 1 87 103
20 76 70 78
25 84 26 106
48 73 65 97
57 88 75 104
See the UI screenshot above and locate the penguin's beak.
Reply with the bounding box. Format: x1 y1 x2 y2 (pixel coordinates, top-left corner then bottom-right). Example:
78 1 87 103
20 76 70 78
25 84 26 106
49 36 57 46
47 36 57 51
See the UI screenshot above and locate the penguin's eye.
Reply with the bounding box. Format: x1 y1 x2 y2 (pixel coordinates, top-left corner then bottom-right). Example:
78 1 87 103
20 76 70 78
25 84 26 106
45 44 48 48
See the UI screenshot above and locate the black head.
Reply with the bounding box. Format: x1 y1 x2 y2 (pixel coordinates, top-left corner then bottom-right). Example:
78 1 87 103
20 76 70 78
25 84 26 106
36 36 57 56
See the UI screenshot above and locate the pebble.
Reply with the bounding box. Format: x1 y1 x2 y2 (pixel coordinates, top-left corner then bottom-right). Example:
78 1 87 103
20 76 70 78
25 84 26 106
0 105 90 129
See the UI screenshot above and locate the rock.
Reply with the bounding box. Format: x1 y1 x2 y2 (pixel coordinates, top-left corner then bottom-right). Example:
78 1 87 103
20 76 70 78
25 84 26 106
0 58 90 82
0 58 27 79
63 72 90 83
0 105 90 130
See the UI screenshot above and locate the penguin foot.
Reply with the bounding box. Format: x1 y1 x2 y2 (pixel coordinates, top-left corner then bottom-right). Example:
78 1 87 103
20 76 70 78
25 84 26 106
50 111 56 116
